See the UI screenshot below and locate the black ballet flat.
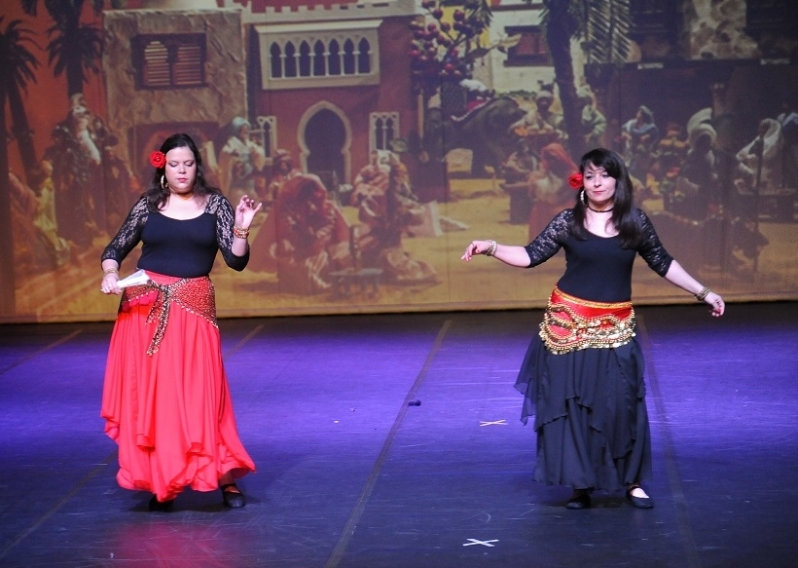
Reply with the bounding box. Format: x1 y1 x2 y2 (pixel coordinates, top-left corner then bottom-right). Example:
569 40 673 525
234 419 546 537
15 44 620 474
220 483 246 508
148 496 174 512
626 485 655 509
565 490 591 510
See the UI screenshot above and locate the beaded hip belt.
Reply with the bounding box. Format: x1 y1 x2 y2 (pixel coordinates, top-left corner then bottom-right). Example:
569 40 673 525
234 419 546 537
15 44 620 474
121 273 217 356
539 287 635 354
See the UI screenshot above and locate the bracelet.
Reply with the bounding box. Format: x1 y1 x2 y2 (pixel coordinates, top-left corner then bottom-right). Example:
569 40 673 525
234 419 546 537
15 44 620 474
485 240 497 257
103 267 119 276
232 225 250 239
695 286 710 301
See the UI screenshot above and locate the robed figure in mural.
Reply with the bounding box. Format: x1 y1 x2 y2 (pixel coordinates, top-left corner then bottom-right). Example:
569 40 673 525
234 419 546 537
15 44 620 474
218 117 267 204
355 151 439 285
249 174 350 294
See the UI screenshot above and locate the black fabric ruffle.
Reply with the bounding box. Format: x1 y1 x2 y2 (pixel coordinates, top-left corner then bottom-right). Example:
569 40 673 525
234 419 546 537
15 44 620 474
515 332 651 491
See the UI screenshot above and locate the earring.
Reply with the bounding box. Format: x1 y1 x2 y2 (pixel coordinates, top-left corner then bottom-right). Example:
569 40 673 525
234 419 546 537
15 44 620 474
161 175 168 191
580 189 587 205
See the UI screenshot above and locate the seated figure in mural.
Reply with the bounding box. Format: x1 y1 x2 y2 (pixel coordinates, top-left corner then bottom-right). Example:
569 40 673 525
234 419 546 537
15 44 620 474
266 149 302 205
218 117 267 204
32 159 72 267
356 152 439 285
675 121 768 264
651 122 689 199
45 93 120 246
527 143 579 241
673 124 720 220
777 101 798 188
619 105 660 183
502 139 538 186
736 118 784 193
352 150 391 202
9 171 70 276
578 88 607 153
522 83 566 147
249 174 350 294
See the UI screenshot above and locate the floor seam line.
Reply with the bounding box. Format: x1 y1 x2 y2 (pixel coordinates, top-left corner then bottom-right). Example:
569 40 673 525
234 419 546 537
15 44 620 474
324 318 452 568
638 314 702 568
0 450 118 562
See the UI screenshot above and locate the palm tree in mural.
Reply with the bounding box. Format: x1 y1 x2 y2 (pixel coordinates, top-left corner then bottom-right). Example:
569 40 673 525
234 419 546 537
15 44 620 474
538 0 631 154
0 17 40 314
21 0 104 98
0 17 40 186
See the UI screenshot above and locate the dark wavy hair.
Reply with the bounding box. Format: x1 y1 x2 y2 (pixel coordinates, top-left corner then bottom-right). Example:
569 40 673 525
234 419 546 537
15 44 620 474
145 133 220 211
572 147 641 247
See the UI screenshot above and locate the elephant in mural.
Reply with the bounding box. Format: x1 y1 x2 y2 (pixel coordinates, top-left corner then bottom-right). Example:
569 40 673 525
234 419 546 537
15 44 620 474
424 96 527 178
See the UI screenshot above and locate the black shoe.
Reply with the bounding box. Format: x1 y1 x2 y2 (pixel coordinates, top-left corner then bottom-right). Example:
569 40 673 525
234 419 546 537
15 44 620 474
221 483 246 508
626 485 654 509
565 490 591 510
148 496 174 512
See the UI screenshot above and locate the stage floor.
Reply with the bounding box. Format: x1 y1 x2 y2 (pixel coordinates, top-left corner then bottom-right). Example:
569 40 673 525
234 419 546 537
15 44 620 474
1 302 796 567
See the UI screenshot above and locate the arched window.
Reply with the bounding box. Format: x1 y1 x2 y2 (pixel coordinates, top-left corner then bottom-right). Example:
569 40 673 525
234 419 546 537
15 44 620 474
327 40 341 76
256 22 381 89
270 42 283 78
343 39 356 75
373 117 386 150
357 38 371 74
313 40 326 76
299 41 311 77
284 41 297 78
370 113 400 152
384 117 395 146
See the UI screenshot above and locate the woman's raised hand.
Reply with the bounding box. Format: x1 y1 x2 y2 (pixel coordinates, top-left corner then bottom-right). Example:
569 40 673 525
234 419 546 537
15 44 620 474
235 194 263 229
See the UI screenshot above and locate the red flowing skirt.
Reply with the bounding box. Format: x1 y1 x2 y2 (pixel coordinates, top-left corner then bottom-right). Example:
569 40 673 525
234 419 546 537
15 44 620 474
101 272 255 502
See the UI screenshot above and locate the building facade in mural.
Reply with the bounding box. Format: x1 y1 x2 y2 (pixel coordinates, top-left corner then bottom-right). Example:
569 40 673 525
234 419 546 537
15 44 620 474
1 0 797 322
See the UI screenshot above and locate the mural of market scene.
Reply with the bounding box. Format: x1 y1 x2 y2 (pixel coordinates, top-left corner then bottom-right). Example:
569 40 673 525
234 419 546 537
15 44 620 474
1 0 797 322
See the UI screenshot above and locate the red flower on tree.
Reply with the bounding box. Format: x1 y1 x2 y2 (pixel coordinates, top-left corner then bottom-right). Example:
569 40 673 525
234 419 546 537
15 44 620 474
149 151 166 169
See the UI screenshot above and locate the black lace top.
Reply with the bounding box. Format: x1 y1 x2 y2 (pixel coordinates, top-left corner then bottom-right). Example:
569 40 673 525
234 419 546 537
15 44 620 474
101 194 248 278
524 208 673 303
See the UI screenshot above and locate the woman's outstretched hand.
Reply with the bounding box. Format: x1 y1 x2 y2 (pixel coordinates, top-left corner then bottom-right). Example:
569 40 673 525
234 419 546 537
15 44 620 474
461 240 491 261
704 291 725 317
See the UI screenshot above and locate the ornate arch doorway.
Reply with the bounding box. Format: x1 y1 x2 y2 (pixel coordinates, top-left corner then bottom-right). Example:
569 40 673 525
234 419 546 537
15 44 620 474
301 104 351 193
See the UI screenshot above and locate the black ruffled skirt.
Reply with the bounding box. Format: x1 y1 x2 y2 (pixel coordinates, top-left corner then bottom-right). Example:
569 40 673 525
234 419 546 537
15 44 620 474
515 331 651 491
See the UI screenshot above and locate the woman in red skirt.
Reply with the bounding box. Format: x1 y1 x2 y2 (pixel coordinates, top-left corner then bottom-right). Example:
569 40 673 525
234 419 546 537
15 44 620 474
100 133 261 511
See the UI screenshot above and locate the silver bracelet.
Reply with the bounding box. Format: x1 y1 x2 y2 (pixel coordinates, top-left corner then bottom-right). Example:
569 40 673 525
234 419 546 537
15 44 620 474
485 240 497 257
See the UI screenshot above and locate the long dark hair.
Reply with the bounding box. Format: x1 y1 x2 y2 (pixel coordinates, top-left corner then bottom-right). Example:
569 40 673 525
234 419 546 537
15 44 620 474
145 133 220 211
572 148 640 247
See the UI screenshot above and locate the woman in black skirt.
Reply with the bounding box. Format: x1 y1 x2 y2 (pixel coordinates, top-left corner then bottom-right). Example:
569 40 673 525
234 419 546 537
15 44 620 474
462 148 725 510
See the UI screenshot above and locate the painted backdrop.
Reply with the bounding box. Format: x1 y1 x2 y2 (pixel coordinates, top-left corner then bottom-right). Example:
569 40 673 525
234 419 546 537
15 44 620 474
1 0 797 323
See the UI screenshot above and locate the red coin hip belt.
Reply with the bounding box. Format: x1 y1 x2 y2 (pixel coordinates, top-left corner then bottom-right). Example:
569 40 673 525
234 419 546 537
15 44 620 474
539 287 635 354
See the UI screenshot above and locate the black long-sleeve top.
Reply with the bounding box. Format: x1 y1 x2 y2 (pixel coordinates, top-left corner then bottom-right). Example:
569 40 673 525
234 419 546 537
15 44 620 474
524 208 673 303
101 194 248 278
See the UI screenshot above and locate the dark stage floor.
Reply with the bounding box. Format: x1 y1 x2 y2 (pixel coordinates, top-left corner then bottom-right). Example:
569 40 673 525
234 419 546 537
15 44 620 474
1 302 796 567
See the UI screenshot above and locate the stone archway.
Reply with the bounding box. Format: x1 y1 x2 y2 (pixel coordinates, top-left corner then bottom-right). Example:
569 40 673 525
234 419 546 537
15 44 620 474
299 102 351 192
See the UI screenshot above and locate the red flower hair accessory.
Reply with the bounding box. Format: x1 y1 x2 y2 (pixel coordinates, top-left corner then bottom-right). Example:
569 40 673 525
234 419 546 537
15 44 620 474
149 151 166 169
568 172 583 189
